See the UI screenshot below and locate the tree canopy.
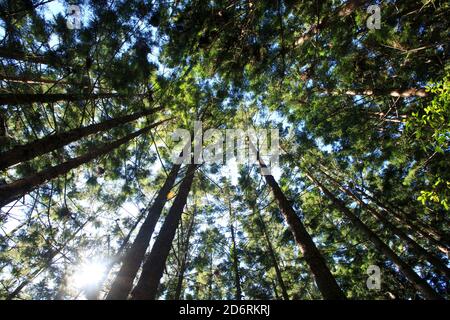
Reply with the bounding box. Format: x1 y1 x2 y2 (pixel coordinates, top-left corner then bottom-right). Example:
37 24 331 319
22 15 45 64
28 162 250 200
0 0 448 300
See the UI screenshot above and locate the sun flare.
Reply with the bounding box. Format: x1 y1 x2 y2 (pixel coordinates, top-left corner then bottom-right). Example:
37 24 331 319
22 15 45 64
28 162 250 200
71 261 106 290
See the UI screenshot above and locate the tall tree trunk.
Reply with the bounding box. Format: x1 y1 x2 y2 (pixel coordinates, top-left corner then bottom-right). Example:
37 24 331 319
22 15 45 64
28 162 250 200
253 148 345 299
324 88 427 98
173 206 196 300
367 111 408 121
256 209 290 300
130 163 197 300
0 74 69 85
0 46 63 67
305 171 444 300
107 133 195 299
353 186 450 252
0 119 169 208
208 250 213 300
272 280 281 300
0 106 162 170
319 167 450 279
105 163 182 300
89 207 149 299
228 199 242 300
0 92 149 105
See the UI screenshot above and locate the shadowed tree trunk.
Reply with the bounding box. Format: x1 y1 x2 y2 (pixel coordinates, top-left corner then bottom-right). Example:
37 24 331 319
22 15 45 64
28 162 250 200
318 166 450 279
0 92 151 105
173 206 196 300
0 74 69 85
228 198 242 300
256 209 289 300
272 280 280 299
88 207 150 300
352 185 450 252
305 171 444 300
130 163 197 300
106 162 182 300
0 46 63 67
0 106 162 170
323 88 428 98
0 119 170 208
252 143 345 300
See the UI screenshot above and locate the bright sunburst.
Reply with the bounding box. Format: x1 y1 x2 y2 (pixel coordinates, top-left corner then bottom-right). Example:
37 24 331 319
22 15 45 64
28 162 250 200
71 260 106 291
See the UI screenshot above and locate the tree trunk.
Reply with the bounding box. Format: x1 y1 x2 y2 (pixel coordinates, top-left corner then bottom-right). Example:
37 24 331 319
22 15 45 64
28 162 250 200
305 171 444 300
319 167 450 279
0 46 63 67
0 119 169 208
325 88 427 98
0 106 162 170
256 210 289 300
173 206 196 300
253 148 345 299
353 186 450 253
106 162 182 300
0 74 69 85
89 207 149 299
0 92 149 105
367 111 408 120
229 199 242 300
272 280 280 300
130 163 197 300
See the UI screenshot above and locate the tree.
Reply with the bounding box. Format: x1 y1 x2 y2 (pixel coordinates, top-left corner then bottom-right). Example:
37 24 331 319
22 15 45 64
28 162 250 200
130 163 197 300
305 171 443 300
1 0 448 301
0 119 169 208
105 162 181 300
253 144 346 300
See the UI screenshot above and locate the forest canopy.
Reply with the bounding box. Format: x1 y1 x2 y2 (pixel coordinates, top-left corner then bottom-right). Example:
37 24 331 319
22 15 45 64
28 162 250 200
0 0 449 301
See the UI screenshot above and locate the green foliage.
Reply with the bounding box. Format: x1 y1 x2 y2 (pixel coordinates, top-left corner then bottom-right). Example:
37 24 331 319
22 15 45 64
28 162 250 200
0 0 448 301
407 77 450 154
406 76 450 211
